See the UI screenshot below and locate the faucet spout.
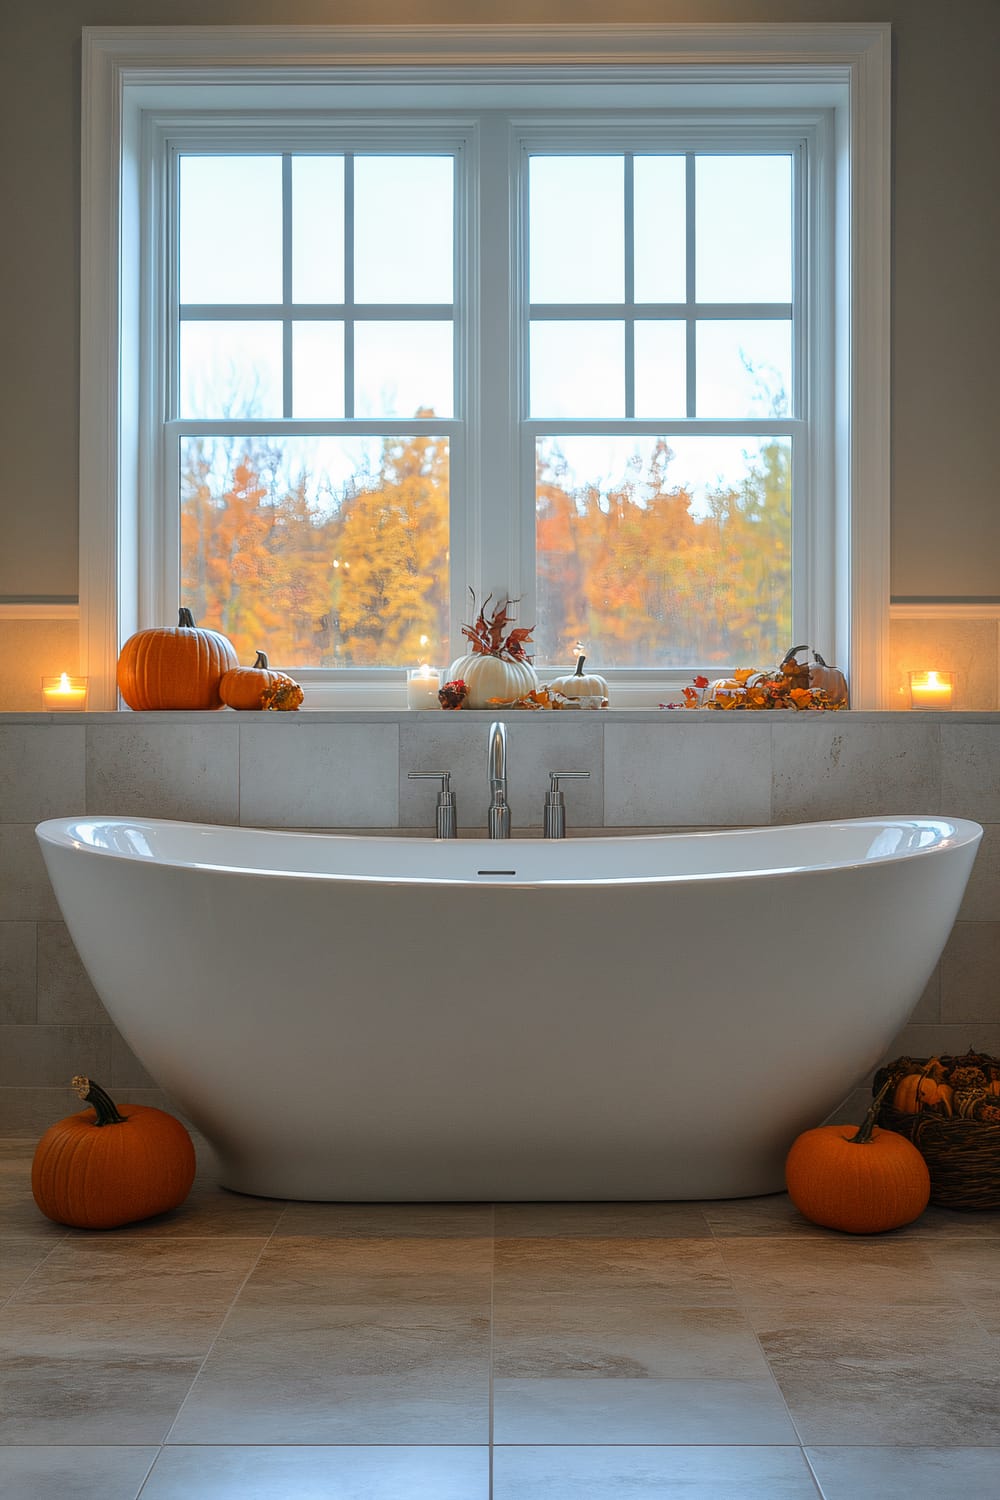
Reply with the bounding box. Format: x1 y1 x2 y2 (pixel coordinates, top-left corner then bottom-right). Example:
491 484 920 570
487 721 511 839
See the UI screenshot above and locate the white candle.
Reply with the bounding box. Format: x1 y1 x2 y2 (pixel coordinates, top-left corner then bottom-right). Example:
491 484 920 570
909 671 952 710
406 664 442 710
42 673 89 711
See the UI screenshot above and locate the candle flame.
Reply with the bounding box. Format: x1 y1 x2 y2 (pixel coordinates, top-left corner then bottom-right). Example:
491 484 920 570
59 672 72 691
417 663 432 679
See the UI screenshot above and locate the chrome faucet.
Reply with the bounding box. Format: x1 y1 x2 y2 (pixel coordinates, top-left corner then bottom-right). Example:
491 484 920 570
487 720 511 839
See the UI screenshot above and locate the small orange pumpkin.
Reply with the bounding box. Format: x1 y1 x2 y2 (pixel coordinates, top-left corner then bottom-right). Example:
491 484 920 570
219 650 302 711
785 1082 931 1233
892 1071 955 1116
117 607 238 711
32 1076 196 1229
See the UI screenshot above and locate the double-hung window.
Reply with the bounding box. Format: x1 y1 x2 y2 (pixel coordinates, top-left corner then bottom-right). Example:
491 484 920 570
82 26 890 707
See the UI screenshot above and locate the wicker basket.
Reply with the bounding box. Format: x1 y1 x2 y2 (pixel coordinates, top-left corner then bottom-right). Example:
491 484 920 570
873 1054 1000 1211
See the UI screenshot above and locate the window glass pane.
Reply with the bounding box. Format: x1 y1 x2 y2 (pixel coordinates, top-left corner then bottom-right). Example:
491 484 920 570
529 156 624 303
179 322 283 419
536 435 791 667
634 321 687 418
695 155 792 303
180 434 450 668
353 156 454 303
179 156 282 304
633 156 686 304
292 156 345 303
354 322 453 418
292 323 345 418
696 321 791 418
530 322 625 418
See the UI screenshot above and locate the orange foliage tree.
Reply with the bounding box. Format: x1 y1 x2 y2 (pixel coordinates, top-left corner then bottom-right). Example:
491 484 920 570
182 429 789 670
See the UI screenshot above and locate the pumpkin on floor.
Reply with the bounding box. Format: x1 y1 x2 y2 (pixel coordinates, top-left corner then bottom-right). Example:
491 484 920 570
116 606 238 711
31 1077 196 1229
784 1082 930 1233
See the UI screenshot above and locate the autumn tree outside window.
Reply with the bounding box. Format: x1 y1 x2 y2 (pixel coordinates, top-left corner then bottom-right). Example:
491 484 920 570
80 28 891 708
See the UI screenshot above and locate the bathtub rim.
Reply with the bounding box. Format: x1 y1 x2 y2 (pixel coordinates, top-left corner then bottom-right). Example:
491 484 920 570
35 813 984 890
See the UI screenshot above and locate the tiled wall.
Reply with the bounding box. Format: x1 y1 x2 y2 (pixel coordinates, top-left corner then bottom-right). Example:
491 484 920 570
1 710 998 1137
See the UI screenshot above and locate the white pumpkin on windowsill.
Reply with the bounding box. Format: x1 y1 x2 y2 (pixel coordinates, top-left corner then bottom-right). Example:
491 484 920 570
546 654 609 707
447 593 539 708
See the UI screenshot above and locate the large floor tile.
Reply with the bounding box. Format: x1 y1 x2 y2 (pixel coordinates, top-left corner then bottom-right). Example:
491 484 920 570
0 1304 225 1444
494 1236 737 1304
274 1201 494 1239
235 1234 492 1307
168 1300 490 1444
142 1445 489 1499
0 1446 156 1500
0 1238 61 1299
7 1235 267 1306
493 1445 819 1498
493 1301 771 1380
718 1235 950 1308
807 1446 1000 1499
756 1303 1000 1444
492 1376 797 1444
494 1201 711 1238
75 1180 288 1239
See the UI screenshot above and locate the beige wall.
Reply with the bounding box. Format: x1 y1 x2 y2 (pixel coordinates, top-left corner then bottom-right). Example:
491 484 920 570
1 1 998 606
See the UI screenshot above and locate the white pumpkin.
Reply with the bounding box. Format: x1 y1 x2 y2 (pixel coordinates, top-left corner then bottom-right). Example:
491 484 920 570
447 652 539 709
547 654 609 703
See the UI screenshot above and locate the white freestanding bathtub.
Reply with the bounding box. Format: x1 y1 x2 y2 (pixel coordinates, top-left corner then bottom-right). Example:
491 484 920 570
35 815 981 1202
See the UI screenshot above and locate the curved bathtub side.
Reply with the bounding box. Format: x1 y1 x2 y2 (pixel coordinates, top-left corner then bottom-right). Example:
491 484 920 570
36 824 981 1201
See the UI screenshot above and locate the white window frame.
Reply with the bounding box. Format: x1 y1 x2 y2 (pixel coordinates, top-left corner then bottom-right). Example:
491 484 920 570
81 23 891 709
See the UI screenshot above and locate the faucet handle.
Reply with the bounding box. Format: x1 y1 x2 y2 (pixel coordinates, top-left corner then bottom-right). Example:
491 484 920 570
547 770 590 794
543 771 590 839
407 771 457 839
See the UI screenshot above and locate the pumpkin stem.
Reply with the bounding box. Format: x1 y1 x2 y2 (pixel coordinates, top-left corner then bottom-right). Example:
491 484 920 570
72 1075 128 1126
574 654 586 677
253 650 269 669
177 607 196 628
847 1076 894 1145
781 644 809 665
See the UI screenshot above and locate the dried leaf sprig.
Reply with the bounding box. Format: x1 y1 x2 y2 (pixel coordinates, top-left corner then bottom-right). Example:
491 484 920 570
461 589 534 662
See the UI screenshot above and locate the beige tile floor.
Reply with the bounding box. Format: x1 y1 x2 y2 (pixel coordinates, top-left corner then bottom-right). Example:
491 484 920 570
1 1135 999 1498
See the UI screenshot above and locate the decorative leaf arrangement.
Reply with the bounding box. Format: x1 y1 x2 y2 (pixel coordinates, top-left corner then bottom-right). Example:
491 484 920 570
662 646 848 711
487 685 609 711
461 590 535 662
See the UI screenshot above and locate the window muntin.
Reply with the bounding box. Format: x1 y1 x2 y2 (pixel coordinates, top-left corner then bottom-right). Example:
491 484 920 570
165 127 811 678
524 146 798 667
174 148 457 666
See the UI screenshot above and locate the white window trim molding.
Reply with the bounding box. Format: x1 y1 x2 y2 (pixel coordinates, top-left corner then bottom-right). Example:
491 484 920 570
80 22 890 709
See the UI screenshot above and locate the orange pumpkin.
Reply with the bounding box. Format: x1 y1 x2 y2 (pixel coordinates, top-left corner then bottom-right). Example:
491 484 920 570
785 1083 931 1233
892 1071 955 1116
32 1076 196 1229
117 607 238 711
219 650 302 711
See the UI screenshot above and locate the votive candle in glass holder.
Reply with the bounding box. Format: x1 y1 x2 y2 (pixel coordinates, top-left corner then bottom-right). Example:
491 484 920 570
909 670 953 710
406 664 442 709
42 673 89 711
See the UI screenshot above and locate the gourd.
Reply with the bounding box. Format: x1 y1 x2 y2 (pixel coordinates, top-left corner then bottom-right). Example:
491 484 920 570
780 645 849 706
448 593 539 709
547 654 609 704
116 607 238 711
892 1069 955 1116
31 1076 196 1229
219 651 303 711
784 1082 931 1233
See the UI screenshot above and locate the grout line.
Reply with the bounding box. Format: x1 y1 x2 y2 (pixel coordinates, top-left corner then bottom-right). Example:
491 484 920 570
488 1199 495 1500
155 1201 288 1454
